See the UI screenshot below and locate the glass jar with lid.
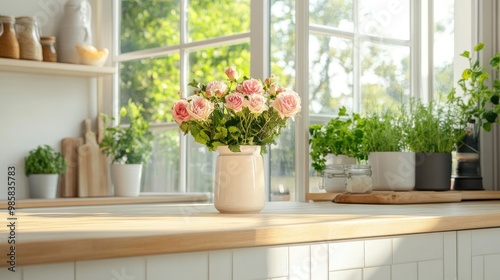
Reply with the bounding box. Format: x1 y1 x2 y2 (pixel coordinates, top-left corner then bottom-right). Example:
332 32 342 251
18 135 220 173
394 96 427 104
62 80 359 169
40 36 57 62
15 16 42 61
320 164 346 193
345 164 373 194
0 16 20 59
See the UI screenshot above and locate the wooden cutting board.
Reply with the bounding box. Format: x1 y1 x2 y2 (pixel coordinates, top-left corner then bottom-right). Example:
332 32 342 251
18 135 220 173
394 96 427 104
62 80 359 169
60 137 84 197
333 191 500 204
78 119 110 197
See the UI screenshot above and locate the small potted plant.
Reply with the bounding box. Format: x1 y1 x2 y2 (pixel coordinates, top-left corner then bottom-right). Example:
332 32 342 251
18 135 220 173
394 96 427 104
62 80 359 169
360 111 415 191
309 107 365 192
405 99 465 190
99 100 154 197
25 145 66 199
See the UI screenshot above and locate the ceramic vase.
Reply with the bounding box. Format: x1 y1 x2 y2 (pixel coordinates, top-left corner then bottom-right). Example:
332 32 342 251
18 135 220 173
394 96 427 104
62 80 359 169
111 164 142 197
57 0 93 63
214 145 265 214
369 152 415 191
29 174 59 199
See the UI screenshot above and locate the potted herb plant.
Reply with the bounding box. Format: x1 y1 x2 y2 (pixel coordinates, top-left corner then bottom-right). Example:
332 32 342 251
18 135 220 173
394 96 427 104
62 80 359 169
405 99 465 190
360 111 415 191
25 145 66 199
448 42 500 189
309 106 365 192
99 100 154 197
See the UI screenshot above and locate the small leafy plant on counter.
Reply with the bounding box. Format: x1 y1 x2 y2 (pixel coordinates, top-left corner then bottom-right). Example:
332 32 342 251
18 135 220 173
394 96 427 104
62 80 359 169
25 145 66 176
309 106 366 173
359 111 407 155
100 100 154 164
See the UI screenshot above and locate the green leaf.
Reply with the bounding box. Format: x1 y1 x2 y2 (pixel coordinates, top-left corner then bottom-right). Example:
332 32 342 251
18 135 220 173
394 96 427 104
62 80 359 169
460 51 470 58
490 95 500 105
484 111 498 123
462 69 472 80
474 42 485 51
483 122 492 132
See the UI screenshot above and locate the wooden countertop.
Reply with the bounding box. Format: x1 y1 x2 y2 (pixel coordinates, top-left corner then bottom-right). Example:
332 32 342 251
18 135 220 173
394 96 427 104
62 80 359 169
2 200 500 267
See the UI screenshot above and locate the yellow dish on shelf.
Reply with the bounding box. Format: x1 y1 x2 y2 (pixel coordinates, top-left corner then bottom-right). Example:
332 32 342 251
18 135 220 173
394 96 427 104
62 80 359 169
75 44 109 67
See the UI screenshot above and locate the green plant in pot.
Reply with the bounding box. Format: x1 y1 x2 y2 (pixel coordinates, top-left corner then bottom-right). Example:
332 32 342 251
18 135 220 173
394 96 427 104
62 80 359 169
405 99 465 190
448 42 500 189
309 107 366 193
25 145 66 199
360 111 415 191
100 100 154 197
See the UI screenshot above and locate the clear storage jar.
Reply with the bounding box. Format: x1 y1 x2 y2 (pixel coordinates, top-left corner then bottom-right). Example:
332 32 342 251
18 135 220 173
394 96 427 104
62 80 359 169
40 36 57 62
0 16 20 59
15 16 42 61
345 164 373 194
321 164 347 193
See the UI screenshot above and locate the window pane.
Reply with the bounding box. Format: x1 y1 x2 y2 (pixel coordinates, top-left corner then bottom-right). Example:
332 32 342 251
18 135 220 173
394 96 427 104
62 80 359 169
310 0 353 31
359 0 410 40
188 43 250 84
309 34 354 115
188 0 250 42
360 42 410 114
270 0 297 201
142 129 180 192
187 137 215 192
120 56 180 124
120 0 180 53
433 0 454 99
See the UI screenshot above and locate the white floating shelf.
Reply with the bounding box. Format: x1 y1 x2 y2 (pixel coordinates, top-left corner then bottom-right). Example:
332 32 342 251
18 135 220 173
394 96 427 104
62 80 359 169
0 57 116 77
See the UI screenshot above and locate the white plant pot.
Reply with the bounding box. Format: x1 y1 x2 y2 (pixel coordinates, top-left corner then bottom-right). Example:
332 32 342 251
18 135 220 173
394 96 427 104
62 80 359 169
111 164 142 197
369 152 415 191
29 174 59 199
325 154 356 166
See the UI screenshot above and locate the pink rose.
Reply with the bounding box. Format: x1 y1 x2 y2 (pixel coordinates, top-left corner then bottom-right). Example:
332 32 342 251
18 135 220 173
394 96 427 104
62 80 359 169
225 92 245 112
244 94 268 114
264 74 274 86
271 90 302 119
187 95 214 121
238 78 264 95
172 99 191 123
225 66 240 81
269 83 278 96
206 81 228 98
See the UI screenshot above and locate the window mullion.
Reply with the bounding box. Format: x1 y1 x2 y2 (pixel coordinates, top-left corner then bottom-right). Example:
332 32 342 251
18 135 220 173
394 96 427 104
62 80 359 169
353 0 361 113
179 0 188 192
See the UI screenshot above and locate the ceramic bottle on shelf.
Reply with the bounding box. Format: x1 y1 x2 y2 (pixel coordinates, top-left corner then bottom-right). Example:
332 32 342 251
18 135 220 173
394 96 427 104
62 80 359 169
57 0 93 64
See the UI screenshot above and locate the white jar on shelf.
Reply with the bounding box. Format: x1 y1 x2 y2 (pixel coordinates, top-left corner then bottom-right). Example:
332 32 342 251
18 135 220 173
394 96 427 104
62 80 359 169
345 164 373 194
57 0 93 64
15 16 42 61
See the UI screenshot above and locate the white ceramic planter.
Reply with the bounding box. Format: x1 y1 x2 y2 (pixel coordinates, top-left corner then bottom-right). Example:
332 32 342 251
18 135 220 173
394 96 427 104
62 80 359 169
111 164 143 197
214 145 265 214
29 174 59 199
369 152 415 191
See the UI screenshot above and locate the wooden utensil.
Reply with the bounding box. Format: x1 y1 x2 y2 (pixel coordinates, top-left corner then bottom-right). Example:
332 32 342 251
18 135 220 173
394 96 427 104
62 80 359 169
60 137 84 197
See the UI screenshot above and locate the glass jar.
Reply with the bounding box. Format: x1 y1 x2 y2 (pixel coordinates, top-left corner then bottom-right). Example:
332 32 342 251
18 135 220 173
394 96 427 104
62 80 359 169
345 164 373 194
40 36 57 62
15 16 42 61
0 16 20 59
321 164 346 193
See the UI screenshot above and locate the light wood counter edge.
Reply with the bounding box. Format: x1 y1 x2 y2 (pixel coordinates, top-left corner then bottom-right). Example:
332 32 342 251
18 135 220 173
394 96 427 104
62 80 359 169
3 210 500 267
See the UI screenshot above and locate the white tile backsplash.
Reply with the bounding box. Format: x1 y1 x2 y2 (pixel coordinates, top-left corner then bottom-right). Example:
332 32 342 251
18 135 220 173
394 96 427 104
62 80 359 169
289 245 310 280
472 256 484 280
233 246 288 280
471 228 500 256
329 240 364 271
418 260 443 280
392 263 417 280
484 253 500 280
393 232 443 264
147 252 208 280
329 269 362 280
364 238 392 267
209 250 232 280
310 243 329 280
76 256 145 280
23 262 74 280
363 265 391 280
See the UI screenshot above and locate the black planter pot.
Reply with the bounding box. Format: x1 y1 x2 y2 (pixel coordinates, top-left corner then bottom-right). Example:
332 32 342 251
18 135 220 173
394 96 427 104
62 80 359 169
414 152 452 191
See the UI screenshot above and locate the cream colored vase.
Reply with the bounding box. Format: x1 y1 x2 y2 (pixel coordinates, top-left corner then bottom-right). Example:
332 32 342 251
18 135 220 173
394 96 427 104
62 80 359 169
214 145 265 214
111 164 142 197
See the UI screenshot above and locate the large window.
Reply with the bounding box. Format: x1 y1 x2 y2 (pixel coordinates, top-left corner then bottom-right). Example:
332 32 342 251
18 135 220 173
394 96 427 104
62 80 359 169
116 0 455 199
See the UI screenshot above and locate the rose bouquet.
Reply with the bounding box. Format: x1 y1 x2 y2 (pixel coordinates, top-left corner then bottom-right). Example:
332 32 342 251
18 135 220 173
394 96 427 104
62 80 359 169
172 66 301 153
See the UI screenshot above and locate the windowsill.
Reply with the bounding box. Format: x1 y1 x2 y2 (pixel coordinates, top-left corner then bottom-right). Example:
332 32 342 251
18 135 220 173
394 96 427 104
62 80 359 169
0 192 211 209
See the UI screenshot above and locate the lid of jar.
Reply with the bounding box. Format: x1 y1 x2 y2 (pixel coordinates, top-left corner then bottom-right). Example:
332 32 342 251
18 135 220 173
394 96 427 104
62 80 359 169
15 16 38 23
40 36 56 42
0 15 16 23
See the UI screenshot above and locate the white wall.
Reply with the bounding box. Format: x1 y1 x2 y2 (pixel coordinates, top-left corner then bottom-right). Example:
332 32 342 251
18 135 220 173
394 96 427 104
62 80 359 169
0 0 101 199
